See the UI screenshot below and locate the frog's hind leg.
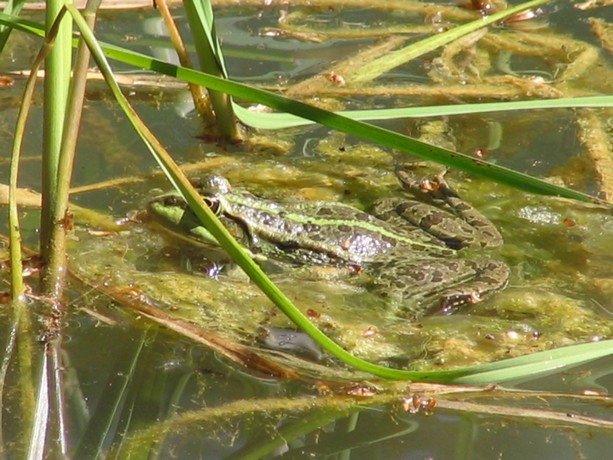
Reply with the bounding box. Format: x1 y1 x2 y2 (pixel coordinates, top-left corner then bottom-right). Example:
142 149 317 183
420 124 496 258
372 257 509 317
395 164 503 249
436 258 509 315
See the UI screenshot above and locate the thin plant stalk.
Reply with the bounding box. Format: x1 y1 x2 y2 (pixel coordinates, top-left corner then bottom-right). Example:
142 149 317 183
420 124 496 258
46 0 100 298
8 63 26 301
182 0 240 141
155 0 213 122
5 8 55 453
47 0 103 454
40 0 72 299
7 0 99 453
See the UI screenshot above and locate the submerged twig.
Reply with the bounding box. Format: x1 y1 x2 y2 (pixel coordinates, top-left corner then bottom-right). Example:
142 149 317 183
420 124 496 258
0 184 124 231
588 18 613 56
576 110 613 200
284 36 406 99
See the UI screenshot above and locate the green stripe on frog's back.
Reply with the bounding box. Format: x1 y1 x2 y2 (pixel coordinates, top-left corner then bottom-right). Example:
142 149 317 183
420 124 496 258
216 190 454 264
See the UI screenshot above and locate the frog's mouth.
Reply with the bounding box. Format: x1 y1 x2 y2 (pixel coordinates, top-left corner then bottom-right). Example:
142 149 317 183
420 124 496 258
148 194 216 243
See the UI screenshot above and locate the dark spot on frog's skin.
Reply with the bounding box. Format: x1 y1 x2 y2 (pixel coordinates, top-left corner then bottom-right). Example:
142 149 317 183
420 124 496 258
430 270 443 283
317 207 334 216
394 279 407 288
373 210 393 221
442 239 463 250
338 224 352 233
446 262 460 271
261 212 275 225
279 241 300 250
378 236 397 249
356 213 372 222
304 223 321 232
424 214 446 227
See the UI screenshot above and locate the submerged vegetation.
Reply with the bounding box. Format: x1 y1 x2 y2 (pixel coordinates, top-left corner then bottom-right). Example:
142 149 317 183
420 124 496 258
0 0 612 457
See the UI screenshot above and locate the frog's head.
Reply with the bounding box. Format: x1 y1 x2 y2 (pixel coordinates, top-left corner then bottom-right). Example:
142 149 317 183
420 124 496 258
147 179 247 248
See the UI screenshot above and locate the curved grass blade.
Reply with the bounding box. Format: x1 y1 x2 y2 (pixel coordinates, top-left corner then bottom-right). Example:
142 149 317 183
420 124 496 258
182 0 227 77
232 96 613 129
446 340 613 384
6 8 612 384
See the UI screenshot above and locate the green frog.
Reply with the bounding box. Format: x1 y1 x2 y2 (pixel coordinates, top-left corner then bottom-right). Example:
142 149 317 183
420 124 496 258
147 167 509 316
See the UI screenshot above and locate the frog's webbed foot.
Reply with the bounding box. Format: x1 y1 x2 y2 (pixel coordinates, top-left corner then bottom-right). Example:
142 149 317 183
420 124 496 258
434 259 510 315
395 164 503 249
437 291 482 315
394 163 447 197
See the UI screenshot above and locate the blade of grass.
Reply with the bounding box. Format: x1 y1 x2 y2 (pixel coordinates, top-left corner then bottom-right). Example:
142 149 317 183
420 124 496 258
45 0 102 302
155 0 212 122
232 96 613 129
81 46 613 205
92 46 612 205
182 0 239 140
0 0 25 51
450 340 613 384
7 26 33 299
352 0 550 82
6 10 39 452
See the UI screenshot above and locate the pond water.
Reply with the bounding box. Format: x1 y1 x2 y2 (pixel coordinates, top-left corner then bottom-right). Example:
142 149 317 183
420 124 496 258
1 0 612 458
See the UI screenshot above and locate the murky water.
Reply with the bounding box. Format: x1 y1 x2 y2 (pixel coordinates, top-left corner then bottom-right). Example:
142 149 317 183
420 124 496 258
1 1 612 458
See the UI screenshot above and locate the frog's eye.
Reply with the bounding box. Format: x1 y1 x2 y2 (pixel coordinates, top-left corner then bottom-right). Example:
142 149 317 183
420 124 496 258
160 195 186 208
201 194 222 215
